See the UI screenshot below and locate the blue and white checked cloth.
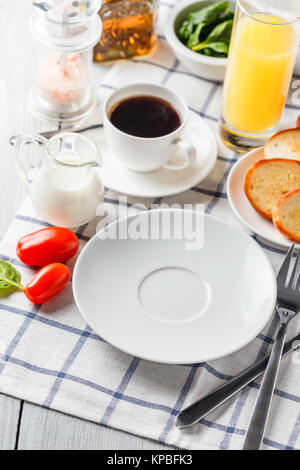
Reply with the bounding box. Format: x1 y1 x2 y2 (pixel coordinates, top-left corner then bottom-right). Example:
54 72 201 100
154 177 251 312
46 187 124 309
0 1 300 450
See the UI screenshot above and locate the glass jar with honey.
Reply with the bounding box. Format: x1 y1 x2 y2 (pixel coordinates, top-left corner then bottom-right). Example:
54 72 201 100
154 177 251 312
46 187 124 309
94 0 158 62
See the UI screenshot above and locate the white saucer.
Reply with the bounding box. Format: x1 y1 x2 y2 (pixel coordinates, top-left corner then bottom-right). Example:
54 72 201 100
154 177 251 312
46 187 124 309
73 209 276 364
227 148 294 248
97 110 217 198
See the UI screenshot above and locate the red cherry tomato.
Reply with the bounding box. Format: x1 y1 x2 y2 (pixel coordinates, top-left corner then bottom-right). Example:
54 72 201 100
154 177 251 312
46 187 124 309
17 227 79 267
24 263 70 304
297 115 300 128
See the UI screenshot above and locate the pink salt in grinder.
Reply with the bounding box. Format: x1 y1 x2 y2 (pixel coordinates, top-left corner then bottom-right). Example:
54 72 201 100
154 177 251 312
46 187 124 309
28 0 102 123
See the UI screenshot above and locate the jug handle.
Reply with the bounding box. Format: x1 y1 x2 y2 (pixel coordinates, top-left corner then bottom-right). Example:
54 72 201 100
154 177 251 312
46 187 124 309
13 135 48 188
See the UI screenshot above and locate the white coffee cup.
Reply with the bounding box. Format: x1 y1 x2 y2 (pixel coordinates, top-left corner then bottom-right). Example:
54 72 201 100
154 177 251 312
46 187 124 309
103 83 196 173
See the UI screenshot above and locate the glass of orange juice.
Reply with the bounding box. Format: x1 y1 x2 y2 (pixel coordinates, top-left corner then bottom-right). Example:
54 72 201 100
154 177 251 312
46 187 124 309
220 0 300 152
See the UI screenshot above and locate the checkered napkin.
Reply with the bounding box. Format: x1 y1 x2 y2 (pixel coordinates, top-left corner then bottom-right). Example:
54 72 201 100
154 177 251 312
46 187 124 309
1 0 300 450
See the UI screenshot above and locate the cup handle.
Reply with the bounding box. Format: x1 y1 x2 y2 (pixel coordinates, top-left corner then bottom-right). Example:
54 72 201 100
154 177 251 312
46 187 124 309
164 138 197 171
13 134 48 188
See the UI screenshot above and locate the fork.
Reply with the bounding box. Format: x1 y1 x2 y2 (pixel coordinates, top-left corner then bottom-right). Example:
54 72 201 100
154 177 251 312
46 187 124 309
243 244 300 450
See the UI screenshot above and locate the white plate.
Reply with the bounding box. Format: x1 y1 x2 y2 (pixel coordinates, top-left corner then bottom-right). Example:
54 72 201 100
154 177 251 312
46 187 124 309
98 110 217 198
73 209 276 364
227 148 294 248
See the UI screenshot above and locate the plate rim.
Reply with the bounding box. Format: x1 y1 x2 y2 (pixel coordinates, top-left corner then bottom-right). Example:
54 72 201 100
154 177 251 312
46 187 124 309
73 209 277 364
99 110 218 198
227 148 293 249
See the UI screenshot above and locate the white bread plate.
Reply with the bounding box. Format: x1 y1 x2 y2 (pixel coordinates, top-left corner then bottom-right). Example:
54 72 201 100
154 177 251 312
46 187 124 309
227 147 297 248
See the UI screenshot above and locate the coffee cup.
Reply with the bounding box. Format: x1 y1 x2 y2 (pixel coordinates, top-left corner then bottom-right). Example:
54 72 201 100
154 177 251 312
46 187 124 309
103 83 196 173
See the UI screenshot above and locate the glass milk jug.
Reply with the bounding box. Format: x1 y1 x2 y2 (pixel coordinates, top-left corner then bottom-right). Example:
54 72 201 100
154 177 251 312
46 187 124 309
14 133 103 228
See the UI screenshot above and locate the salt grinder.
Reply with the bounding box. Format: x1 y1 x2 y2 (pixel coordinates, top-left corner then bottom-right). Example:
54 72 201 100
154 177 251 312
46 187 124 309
29 0 102 122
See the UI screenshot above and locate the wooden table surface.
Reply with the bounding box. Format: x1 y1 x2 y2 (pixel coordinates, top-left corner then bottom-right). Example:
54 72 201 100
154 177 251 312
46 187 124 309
0 0 171 450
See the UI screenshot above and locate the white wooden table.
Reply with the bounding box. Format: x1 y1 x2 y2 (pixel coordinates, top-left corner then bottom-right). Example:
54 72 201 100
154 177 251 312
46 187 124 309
0 0 171 450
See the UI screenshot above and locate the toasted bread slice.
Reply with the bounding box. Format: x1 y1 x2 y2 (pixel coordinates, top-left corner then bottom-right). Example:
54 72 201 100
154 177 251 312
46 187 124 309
244 158 300 220
273 188 300 243
264 128 300 161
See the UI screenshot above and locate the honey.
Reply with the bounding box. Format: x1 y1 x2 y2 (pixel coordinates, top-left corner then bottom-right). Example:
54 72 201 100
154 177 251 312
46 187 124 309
93 0 158 62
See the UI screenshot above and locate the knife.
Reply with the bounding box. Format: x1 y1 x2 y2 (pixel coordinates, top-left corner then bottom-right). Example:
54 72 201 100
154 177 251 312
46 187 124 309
9 123 103 146
175 333 300 429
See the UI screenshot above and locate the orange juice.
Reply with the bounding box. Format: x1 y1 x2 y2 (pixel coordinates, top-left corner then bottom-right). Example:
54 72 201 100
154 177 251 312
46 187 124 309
222 13 297 134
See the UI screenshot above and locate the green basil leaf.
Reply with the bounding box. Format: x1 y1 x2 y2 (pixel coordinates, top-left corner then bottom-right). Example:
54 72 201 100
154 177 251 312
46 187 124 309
0 260 24 297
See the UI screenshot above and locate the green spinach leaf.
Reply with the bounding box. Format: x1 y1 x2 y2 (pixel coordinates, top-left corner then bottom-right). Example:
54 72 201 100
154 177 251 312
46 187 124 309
187 22 205 49
192 19 233 52
177 2 234 57
200 10 234 41
187 1 229 26
200 42 229 55
179 19 194 40
178 1 229 41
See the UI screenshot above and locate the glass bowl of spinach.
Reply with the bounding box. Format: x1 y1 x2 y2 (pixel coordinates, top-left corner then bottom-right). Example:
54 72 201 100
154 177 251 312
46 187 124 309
165 0 236 81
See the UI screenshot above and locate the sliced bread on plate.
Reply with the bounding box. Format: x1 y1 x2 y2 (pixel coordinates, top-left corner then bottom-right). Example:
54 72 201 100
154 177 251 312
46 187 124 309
273 188 300 243
264 128 300 161
244 158 300 220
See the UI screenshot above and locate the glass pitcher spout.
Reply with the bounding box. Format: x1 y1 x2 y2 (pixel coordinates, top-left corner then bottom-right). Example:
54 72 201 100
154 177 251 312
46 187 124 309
46 132 102 168
53 158 101 168
13 131 103 186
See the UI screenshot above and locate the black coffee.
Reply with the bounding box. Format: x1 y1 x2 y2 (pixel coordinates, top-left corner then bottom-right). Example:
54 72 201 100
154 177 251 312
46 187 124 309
109 96 181 138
